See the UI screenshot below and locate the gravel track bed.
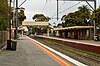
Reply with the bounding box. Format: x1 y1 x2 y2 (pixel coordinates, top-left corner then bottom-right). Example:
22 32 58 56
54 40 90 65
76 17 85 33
32 37 100 66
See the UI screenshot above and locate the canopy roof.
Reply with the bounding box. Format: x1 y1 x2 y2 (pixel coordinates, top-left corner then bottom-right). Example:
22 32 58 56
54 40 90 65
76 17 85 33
53 26 94 31
22 21 49 26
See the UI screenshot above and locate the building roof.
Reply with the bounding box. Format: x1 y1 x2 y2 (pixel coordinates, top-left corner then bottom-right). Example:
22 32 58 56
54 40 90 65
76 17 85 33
53 26 94 31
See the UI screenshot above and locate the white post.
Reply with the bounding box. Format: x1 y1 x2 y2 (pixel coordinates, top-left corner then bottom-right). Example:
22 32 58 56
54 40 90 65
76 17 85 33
22 30 23 37
47 29 49 37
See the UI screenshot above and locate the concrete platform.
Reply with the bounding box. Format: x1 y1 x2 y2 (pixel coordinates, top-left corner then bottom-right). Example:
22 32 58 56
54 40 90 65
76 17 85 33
0 36 72 66
36 35 100 54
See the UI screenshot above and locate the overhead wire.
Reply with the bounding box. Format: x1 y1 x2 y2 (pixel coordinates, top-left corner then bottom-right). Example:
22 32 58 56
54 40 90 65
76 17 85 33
51 1 70 18
41 0 52 13
42 2 47 12
59 1 66 10
51 1 82 18
58 1 81 14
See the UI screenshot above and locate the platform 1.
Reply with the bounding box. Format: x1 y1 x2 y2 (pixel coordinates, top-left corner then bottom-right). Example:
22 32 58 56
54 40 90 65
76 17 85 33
0 36 73 66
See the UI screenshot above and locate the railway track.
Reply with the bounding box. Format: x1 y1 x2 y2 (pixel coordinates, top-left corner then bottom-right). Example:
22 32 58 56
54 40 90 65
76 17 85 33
31 37 100 66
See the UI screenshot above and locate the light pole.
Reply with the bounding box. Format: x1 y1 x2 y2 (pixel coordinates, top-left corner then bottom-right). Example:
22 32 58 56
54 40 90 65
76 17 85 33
10 0 12 40
57 0 59 20
15 0 18 39
15 0 26 39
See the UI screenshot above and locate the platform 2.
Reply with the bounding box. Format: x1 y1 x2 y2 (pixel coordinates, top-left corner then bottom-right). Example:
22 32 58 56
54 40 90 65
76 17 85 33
35 35 100 54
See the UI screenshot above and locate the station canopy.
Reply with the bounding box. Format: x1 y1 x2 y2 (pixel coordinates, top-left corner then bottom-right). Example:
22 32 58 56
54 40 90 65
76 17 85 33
22 21 49 27
53 26 94 31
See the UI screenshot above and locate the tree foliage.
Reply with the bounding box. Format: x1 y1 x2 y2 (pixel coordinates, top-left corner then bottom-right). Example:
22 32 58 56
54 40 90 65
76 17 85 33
61 5 91 27
0 0 9 31
32 14 50 22
18 8 26 26
12 7 26 27
93 6 100 26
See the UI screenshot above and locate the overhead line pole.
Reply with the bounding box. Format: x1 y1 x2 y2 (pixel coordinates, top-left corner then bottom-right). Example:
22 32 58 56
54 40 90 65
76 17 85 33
15 0 18 39
15 0 26 39
94 0 97 41
57 0 59 20
9 0 12 41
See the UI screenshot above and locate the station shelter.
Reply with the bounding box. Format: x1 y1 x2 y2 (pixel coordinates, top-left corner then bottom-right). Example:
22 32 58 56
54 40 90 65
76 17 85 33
53 26 100 40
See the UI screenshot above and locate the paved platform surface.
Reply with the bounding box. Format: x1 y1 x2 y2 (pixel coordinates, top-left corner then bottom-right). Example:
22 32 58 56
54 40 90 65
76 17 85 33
0 36 61 66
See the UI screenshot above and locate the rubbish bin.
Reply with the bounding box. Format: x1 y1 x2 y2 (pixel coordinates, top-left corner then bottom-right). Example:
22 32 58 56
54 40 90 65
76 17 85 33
97 36 99 41
6 40 11 50
94 36 99 41
11 39 17 51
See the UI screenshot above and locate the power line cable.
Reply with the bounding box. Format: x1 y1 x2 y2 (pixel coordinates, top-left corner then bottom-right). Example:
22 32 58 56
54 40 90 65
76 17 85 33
51 1 82 17
59 1 66 9
51 1 67 18
42 2 47 12
50 1 70 18
41 0 52 13
58 2 81 14
19 0 26 7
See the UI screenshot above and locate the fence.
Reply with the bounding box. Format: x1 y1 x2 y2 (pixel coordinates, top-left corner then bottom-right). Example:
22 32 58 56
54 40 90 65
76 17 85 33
0 31 8 49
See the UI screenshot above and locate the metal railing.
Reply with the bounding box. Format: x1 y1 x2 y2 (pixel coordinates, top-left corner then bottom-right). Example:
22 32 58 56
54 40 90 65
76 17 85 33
0 31 8 49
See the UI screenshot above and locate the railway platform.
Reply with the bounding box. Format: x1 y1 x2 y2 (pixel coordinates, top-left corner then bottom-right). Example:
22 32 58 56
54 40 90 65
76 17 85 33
36 35 100 54
0 36 74 66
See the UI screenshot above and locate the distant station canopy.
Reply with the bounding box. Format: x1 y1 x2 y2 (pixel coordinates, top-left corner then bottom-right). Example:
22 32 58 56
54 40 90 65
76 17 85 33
22 21 49 27
53 26 94 31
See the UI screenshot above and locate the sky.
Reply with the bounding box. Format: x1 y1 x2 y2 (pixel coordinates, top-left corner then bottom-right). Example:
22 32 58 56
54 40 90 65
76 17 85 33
14 0 100 26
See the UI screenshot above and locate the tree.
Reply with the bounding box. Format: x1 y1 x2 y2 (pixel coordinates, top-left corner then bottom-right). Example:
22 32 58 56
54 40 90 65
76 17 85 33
57 23 62 27
18 8 26 26
32 14 50 22
95 7 100 26
61 12 77 27
61 5 91 27
77 5 91 25
0 0 9 30
91 6 100 26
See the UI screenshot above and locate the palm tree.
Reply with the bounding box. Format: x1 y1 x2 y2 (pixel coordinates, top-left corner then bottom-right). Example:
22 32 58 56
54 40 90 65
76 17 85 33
61 5 91 27
77 5 91 25
96 7 100 26
18 9 26 26
91 6 100 26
